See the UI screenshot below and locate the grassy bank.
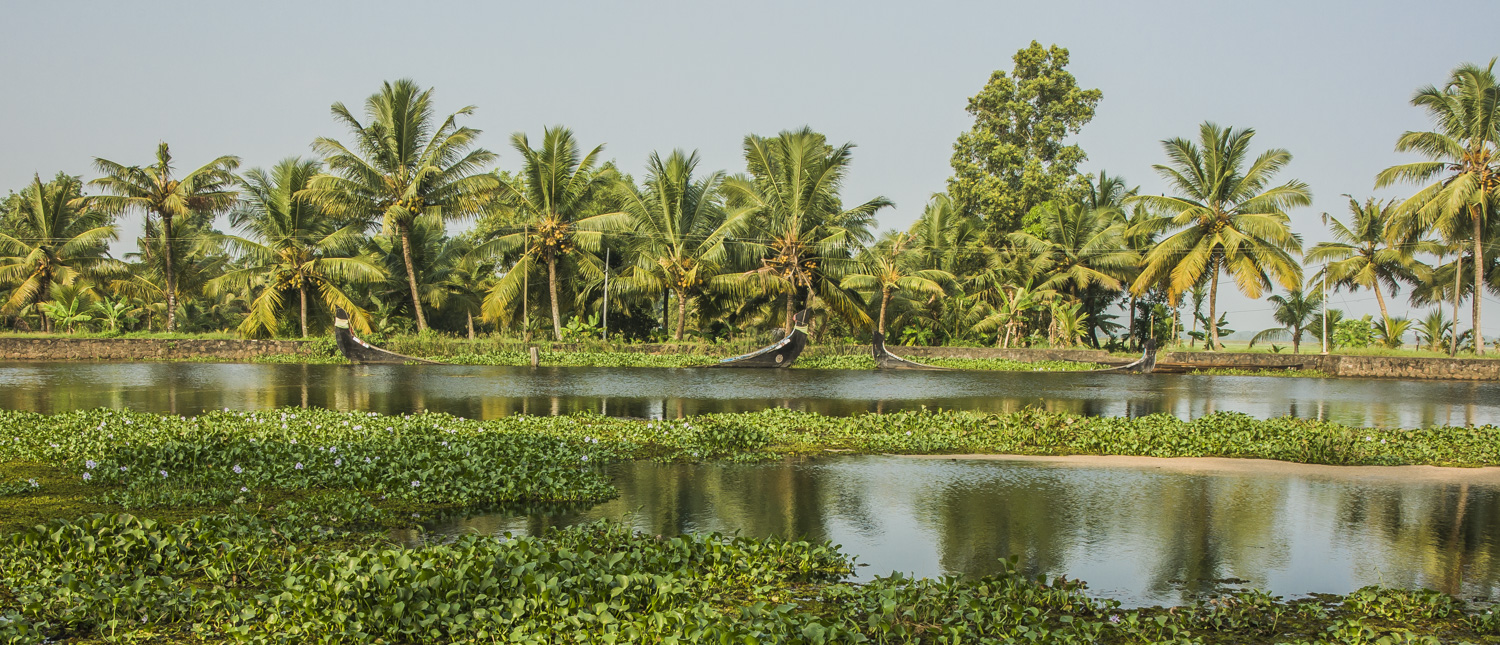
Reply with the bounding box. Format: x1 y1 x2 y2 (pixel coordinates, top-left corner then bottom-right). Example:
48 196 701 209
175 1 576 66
3 408 1498 643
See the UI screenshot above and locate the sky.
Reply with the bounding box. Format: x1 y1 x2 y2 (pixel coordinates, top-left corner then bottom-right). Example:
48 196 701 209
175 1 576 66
3 0 1499 337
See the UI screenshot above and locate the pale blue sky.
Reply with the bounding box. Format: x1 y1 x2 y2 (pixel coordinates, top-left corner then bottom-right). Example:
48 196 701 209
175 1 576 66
3 0 1497 335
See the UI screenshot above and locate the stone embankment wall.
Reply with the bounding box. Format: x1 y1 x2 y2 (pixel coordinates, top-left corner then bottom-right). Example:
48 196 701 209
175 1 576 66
0 338 319 361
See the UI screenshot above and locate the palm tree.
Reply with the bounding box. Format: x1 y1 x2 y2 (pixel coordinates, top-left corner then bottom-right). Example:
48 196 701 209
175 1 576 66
111 212 228 331
614 150 746 340
1415 309 1453 352
974 279 1055 348
481 126 624 341
1375 316 1413 349
210 158 384 338
82 143 240 331
0 174 120 331
719 128 889 333
841 233 951 336
1307 196 1427 323
1129 122 1310 350
1375 60 1500 354
305 79 499 332
1250 289 1323 354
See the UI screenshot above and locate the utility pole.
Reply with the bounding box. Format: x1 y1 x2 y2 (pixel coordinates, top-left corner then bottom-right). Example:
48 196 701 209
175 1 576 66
602 249 610 340
522 225 530 342
1321 264 1329 355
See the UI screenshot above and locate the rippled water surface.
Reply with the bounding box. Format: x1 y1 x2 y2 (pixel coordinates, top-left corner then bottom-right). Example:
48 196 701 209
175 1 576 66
417 456 1500 607
1 361 1498 427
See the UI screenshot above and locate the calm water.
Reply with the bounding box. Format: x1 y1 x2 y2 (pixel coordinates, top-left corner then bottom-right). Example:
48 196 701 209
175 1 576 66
0 361 1497 427
411 456 1500 607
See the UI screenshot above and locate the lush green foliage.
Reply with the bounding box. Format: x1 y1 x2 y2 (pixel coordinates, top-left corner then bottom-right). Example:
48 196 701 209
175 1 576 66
1 512 1495 644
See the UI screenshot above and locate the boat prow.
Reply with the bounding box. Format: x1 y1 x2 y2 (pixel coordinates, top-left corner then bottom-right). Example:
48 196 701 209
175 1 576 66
709 309 810 368
1096 338 1157 374
332 308 441 365
872 332 950 370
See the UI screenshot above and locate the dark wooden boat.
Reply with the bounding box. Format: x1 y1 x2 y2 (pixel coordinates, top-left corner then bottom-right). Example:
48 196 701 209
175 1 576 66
1095 338 1157 374
872 332 950 370
332 308 440 365
709 310 809 368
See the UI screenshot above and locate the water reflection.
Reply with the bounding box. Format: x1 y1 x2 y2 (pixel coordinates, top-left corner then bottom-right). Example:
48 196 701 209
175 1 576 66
1 362 1499 427
417 457 1500 607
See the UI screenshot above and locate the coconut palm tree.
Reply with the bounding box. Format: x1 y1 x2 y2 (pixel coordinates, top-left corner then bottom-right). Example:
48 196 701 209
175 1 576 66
209 158 384 338
1129 122 1310 350
0 174 120 331
1376 61 1500 354
480 126 624 341
613 150 747 340
82 143 240 331
841 232 952 336
305 79 499 332
719 128 889 333
1415 309 1453 352
1249 289 1323 354
112 211 231 332
1307 196 1427 323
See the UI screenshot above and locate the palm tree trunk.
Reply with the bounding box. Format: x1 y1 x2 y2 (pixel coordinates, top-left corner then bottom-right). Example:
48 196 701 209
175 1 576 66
1207 257 1221 351
299 284 308 338
878 290 890 336
1473 212 1485 355
1291 325 1300 354
1452 254 1463 356
1128 298 1137 351
1372 283 1390 323
467 311 475 340
674 289 688 340
163 215 177 332
783 291 795 335
547 256 562 341
400 225 427 332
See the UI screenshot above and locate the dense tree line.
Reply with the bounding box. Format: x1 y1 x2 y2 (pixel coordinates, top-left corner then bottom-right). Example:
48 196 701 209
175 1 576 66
3 45 1499 354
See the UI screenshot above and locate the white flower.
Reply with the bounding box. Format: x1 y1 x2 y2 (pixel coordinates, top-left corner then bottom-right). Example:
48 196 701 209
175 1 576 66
905 431 912 436
364 457 371 463
85 460 97 469
334 458 342 467
159 470 168 478
232 465 243 474
119 466 128 472
240 486 248 493
411 480 421 487
290 439 298 445
581 455 590 462
295 462 304 470
82 472 91 481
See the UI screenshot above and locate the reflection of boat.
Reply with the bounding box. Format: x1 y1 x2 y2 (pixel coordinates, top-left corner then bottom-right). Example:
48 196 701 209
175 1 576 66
872 332 950 370
333 308 440 365
1096 338 1157 374
709 310 809 368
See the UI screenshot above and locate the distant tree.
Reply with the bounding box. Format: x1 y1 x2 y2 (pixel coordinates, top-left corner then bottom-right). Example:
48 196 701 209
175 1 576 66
841 232 951 336
1249 289 1322 354
306 79 499 332
719 128 888 333
211 158 383 338
83 143 240 331
481 126 625 341
1129 123 1309 350
1376 61 1500 354
948 42 1102 233
1306 196 1426 322
1414 309 1453 351
0 174 119 331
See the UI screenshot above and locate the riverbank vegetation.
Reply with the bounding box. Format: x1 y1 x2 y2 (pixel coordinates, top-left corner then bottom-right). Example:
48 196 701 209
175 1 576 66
5 49 1500 360
2 407 1499 643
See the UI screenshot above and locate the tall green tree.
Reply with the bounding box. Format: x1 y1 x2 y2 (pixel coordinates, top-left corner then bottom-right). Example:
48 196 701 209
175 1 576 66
0 174 119 331
1129 123 1310 350
841 233 951 336
1375 60 1500 354
306 79 499 333
1306 196 1426 323
83 143 240 331
614 150 745 340
948 42 1102 233
481 126 624 341
720 128 889 333
1248 289 1322 354
210 158 383 338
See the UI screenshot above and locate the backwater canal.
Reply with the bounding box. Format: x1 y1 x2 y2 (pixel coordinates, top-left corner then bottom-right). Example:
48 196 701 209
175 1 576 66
1 361 1497 427
3 361 1496 606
